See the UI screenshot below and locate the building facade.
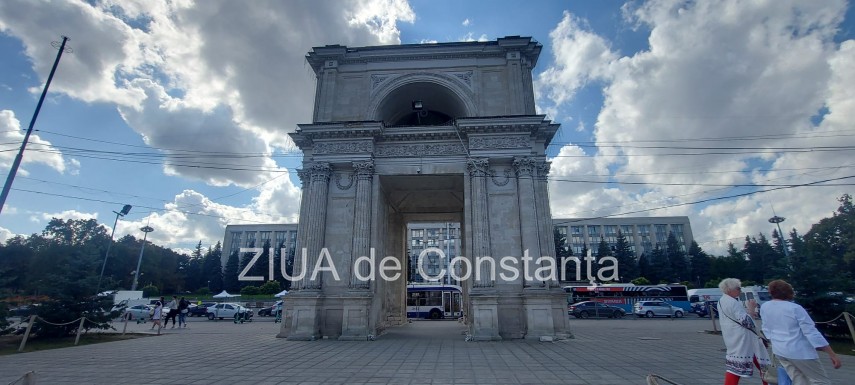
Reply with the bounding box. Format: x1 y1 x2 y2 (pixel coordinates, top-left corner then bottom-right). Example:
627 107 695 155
552 217 694 258
407 222 462 286
221 224 298 268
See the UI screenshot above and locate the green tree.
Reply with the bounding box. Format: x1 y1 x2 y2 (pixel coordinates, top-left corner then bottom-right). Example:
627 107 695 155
709 243 747 281
637 253 650 281
648 244 671 284
554 228 574 281
666 232 687 282
223 250 240 292
688 241 711 287
202 243 224 292
613 230 637 281
743 233 783 284
259 280 281 295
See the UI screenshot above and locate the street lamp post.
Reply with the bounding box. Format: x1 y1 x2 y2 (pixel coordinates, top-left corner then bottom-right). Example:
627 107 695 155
768 215 789 257
131 225 154 291
96 204 132 295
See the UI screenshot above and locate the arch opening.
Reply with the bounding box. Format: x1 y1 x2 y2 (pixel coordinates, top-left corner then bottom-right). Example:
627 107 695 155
376 82 469 126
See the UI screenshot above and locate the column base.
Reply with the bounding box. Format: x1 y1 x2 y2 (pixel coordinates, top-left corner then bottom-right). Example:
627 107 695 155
468 289 502 341
284 290 323 341
338 290 373 341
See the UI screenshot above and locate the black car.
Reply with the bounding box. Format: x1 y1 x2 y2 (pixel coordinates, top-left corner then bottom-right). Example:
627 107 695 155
188 302 216 317
568 301 625 319
257 301 282 317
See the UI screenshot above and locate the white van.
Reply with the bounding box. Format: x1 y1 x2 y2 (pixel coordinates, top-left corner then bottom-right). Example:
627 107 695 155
688 288 723 317
740 285 771 307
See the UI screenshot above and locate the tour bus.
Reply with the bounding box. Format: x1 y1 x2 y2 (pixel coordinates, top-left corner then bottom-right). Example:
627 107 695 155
406 284 463 319
564 284 690 314
740 285 772 311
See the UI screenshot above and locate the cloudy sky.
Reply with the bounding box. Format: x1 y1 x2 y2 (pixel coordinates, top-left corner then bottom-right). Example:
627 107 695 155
0 0 853 255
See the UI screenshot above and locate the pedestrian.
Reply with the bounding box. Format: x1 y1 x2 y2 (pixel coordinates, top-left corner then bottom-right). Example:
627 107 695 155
163 295 179 328
150 300 163 335
178 296 189 328
717 278 771 385
761 279 842 384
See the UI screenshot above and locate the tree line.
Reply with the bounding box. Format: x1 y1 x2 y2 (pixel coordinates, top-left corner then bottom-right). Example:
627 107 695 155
555 194 855 299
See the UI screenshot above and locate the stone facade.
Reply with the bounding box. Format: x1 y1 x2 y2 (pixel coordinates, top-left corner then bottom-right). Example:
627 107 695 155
279 36 569 341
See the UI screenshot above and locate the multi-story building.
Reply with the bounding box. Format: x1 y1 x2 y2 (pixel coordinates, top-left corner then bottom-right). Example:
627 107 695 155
552 217 693 258
407 222 462 286
221 224 298 267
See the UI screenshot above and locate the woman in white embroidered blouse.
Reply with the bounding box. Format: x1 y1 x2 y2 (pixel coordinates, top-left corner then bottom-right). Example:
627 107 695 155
760 279 841 385
717 278 771 385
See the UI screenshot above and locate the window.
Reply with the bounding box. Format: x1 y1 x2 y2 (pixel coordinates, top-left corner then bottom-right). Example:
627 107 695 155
245 232 256 248
230 232 242 253
654 224 668 245
620 225 633 236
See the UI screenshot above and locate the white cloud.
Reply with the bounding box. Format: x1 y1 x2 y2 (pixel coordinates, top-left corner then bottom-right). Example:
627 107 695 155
0 226 12 243
37 209 99 222
460 32 488 42
462 18 471 27
540 1 853 254
0 110 68 174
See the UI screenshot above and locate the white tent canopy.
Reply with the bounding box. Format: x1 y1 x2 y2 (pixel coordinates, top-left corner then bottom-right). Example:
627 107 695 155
275 290 289 297
213 290 240 299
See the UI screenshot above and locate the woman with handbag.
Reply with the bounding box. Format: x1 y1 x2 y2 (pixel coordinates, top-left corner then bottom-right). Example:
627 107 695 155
718 278 772 385
760 280 841 384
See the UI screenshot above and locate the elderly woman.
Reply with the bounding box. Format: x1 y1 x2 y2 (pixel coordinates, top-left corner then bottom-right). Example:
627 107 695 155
718 278 771 385
760 280 841 384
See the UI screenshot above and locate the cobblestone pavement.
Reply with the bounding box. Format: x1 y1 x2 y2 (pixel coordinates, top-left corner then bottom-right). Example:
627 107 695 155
1 316 853 384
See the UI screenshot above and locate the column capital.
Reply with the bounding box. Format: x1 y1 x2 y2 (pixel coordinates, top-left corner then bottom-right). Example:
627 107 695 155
296 169 311 187
513 157 537 177
352 160 375 180
310 162 332 182
536 160 551 180
466 158 490 177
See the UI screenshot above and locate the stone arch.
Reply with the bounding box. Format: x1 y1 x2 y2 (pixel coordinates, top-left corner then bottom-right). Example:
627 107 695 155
368 72 476 125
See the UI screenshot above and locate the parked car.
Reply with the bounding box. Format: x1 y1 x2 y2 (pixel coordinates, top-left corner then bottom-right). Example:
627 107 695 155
123 304 154 320
188 302 216 317
633 301 684 318
568 301 625 319
206 303 253 320
692 301 719 318
257 301 283 317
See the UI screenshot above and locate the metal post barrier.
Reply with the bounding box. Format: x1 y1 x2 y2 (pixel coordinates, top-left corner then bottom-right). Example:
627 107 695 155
73 317 86 346
122 311 130 335
18 315 36 352
844 312 855 349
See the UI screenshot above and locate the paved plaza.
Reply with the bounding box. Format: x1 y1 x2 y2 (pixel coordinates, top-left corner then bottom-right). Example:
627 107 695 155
1 316 853 384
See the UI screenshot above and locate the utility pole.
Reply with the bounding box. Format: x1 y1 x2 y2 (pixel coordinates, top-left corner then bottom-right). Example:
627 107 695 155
131 225 155 291
0 36 71 214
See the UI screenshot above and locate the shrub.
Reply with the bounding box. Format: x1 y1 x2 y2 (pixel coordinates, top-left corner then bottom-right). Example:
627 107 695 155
631 277 650 285
195 287 210 295
142 284 160 298
240 286 260 296
259 281 281 295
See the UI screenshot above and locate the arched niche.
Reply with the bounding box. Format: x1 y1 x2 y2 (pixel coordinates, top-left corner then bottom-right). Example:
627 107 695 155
370 73 475 126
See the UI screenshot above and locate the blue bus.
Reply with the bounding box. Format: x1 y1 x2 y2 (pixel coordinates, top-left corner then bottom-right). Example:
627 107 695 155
406 284 463 319
564 284 690 314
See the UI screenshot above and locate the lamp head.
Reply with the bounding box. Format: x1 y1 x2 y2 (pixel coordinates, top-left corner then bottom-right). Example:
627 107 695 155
119 204 132 216
411 100 423 111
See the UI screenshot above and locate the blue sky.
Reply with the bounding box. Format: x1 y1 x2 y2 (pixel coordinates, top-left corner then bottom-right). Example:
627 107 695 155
1 0 853 255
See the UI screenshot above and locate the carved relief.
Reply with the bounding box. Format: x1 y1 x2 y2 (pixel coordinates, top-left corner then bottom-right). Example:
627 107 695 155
467 158 490 177
449 71 474 88
334 173 354 190
370 74 390 89
374 143 466 157
512 157 537 177
313 141 372 155
470 136 529 149
490 168 512 186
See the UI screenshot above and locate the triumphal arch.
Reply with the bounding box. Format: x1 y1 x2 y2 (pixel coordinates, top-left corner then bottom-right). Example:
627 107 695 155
279 36 569 341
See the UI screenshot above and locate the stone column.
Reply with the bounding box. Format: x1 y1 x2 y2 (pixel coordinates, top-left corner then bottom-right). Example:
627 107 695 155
291 169 311 290
467 158 492 287
535 160 558 287
513 156 541 287
301 162 331 290
350 160 374 289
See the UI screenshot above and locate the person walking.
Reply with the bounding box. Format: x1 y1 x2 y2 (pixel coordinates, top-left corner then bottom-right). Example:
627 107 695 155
163 296 178 328
717 278 771 385
177 297 189 328
150 300 163 335
761 279 841 384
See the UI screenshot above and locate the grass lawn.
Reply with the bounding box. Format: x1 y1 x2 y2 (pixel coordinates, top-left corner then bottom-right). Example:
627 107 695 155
0 333 150 355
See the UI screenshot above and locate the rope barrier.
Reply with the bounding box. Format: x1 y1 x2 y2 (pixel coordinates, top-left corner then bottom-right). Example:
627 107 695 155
32 315 83 327
814 312 852 325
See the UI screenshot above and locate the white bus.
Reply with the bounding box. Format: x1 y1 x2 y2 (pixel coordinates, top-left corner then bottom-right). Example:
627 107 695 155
406 284 463 319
